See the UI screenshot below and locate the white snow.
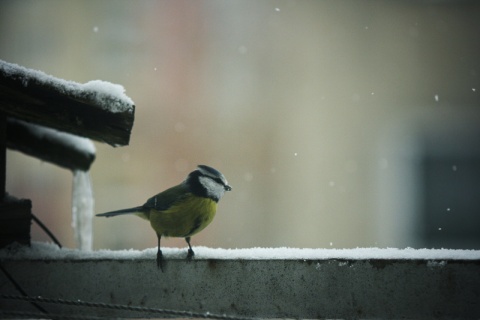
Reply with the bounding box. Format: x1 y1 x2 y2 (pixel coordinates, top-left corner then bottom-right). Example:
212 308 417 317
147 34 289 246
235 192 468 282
71 171 95 251
0 59 134 113
82 80 134 113
2 241 480 261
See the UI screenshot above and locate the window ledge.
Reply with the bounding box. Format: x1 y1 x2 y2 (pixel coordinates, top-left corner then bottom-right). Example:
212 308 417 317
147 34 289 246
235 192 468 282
1 242 479 319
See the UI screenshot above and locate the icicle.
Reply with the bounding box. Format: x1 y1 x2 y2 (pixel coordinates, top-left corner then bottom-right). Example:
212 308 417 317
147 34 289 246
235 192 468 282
72 170 94 251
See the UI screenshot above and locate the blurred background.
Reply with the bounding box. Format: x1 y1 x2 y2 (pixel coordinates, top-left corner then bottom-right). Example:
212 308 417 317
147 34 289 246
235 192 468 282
1 0 479 251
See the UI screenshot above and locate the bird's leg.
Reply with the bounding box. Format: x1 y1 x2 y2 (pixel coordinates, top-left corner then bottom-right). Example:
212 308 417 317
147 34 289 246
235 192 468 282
185 236 194 260
157 234 164 271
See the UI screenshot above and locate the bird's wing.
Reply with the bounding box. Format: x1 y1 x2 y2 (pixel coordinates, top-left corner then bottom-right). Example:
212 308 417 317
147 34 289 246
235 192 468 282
143 183 190 211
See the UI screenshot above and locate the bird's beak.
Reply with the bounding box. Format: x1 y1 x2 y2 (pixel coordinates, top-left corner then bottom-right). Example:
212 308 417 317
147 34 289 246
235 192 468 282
225 185 232 191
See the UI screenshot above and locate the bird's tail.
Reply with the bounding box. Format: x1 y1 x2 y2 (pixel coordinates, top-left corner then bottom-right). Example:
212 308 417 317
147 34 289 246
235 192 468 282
96 206 145 218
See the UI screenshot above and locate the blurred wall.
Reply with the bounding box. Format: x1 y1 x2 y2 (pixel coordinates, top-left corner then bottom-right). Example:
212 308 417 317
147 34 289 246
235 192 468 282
1 0 479 250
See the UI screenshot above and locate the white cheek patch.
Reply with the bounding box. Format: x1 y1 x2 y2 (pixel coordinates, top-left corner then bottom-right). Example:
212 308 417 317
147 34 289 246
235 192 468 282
199 176 226 200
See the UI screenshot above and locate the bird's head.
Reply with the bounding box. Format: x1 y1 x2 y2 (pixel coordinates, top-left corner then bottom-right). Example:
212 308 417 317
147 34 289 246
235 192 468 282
185 165 232 202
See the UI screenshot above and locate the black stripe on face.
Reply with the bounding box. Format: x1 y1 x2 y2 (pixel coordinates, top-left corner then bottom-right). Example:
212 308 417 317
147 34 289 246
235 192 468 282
197 165 227 186
213 177 226 186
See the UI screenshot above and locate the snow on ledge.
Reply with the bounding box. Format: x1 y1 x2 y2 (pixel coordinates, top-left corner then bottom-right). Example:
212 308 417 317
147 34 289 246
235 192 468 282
1 242 480 261
0 59 134 113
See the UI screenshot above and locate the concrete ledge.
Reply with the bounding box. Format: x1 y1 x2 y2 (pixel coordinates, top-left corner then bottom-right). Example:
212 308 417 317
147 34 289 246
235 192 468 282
1 244 479 319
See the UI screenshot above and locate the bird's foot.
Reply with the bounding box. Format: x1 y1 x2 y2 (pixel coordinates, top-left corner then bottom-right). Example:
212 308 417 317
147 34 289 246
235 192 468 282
157 249 164 272
187 248 195 261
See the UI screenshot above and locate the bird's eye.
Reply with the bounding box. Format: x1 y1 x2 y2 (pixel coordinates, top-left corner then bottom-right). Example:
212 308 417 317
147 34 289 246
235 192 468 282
214 178 224 185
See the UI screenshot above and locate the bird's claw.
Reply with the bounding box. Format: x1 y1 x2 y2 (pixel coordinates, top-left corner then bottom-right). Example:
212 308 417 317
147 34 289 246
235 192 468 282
157 249 164 272
187 248 195 261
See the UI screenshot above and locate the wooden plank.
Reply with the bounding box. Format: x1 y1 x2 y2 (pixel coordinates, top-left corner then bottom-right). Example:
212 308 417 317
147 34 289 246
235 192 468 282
0 111 5 201
0 60 134 147
0 195 31 247
6 118 95 171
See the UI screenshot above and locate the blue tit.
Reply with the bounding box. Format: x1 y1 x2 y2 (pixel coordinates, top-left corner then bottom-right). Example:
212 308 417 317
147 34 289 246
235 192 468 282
96 165 232 270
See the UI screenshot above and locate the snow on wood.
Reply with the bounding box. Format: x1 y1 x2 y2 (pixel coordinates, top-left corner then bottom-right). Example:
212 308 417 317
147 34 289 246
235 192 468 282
0 60 133 113
1 242 479 319
0 59 134 146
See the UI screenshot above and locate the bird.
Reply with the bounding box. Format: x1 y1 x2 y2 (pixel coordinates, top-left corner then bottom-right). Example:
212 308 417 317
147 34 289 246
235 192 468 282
96 165 232 271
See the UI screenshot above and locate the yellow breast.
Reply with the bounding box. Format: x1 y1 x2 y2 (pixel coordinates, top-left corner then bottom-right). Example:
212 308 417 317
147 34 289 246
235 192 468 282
148 194 217 238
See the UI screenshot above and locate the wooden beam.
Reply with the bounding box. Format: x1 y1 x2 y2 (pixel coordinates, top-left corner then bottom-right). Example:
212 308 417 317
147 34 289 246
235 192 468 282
6 118 95 171
0 195 31 248
0 60 134 147
0 111 5 201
